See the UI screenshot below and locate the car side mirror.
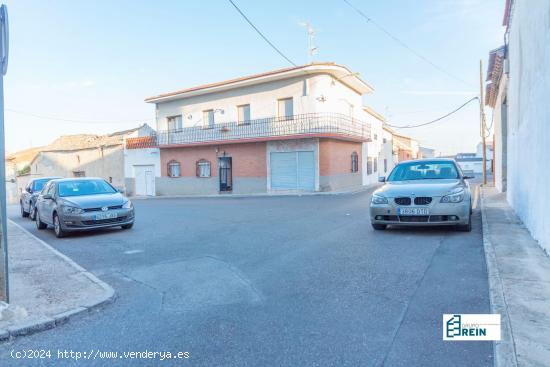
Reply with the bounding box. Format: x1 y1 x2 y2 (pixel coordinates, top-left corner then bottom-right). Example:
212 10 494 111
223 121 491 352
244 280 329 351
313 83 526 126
26 187 32 193
378 176 386 183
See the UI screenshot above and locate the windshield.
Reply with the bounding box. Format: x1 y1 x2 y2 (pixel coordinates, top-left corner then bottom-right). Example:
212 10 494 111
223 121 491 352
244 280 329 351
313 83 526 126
32 179 50 192
58 179 117 197
387 161 459 181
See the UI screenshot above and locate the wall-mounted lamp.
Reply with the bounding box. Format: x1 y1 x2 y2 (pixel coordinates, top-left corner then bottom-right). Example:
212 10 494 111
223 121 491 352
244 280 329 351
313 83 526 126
213 109 225 115
316 95 327 102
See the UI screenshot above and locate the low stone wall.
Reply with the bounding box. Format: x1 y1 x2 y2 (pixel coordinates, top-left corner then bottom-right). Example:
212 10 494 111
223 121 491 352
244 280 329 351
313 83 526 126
156 177 267 196
319 173 362 192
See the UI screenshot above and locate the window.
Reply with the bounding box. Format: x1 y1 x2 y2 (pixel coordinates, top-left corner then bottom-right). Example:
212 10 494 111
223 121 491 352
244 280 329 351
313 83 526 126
374 133 378 140
203 110 215 128
374 158 378 173
387 161 459 182
237 104 251 124
167 115 183 131
384 158 388 173
196 159 211 178
278 98 293 119
383 137 387 144
73 170 85 177
367 157 373 175
167 160 181 178
351 152 359 173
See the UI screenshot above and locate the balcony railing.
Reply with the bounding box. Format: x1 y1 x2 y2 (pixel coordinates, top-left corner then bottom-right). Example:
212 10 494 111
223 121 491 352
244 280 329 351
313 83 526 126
152 113 371 146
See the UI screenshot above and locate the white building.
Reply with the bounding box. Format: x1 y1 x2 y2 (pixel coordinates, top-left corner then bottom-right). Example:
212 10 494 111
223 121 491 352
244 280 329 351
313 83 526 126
137 62 396 195
485 0 550 253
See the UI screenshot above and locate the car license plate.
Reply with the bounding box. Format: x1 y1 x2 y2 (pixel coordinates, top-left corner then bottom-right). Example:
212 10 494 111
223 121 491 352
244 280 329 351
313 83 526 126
94 212 118 220
398 207 429 215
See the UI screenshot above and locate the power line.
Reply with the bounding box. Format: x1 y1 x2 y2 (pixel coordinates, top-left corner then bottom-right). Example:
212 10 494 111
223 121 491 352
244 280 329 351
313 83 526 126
385 97 479 129
227 0 297 66
5 108 152 124
343 0 474 87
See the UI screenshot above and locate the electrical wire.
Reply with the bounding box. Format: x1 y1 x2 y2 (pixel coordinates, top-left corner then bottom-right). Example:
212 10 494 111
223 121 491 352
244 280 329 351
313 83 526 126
227 0 297 66
343 0 474 87
6 108 152 124
385 97 479 129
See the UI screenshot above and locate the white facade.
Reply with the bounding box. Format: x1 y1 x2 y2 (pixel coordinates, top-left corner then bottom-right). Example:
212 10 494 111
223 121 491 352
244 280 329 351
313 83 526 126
504 0 550 253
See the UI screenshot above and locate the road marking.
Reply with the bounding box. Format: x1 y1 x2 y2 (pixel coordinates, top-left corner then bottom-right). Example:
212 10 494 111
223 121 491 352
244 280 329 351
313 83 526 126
124 250 144 255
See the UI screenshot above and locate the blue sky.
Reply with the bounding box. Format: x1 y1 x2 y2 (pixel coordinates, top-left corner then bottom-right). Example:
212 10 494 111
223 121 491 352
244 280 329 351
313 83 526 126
4 0 505 154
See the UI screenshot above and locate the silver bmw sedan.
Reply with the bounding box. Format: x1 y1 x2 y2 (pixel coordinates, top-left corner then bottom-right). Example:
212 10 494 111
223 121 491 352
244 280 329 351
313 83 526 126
370 158 473 231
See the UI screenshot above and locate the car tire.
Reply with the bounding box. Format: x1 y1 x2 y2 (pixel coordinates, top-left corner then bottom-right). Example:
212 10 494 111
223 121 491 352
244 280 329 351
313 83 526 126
20 203 29 218
372 223 387 230
456 215 472 232
121 222 134 230
53 214 66 238
36 212 47 230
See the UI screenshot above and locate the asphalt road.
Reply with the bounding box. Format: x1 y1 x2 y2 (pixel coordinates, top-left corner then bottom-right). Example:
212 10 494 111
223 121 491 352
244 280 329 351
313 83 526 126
0 183 492 366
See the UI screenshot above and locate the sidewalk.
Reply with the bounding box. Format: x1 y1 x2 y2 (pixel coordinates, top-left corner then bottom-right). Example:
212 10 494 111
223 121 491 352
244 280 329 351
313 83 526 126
0 221 115 341
481 186 550 367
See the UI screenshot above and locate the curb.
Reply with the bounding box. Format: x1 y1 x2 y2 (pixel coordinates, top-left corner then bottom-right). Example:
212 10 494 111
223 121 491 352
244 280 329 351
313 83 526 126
130 184 380 200
479 187 518 367
0 220 116 343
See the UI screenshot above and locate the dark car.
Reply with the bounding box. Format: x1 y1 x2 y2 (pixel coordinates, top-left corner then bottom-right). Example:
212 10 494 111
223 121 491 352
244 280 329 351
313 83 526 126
35 177 135 238
20 177 62 220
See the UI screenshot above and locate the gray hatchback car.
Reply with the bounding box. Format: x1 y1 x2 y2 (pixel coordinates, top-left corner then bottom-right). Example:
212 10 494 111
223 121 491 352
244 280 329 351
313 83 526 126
35 177 135 238
370 158 473 231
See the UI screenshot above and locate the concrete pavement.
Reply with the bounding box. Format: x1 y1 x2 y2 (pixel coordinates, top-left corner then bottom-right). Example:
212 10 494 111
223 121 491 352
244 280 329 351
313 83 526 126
481 187 550 367
0 220 114 340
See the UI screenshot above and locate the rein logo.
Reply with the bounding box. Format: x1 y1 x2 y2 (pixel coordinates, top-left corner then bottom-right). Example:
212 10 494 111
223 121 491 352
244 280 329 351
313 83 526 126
443 314 501 341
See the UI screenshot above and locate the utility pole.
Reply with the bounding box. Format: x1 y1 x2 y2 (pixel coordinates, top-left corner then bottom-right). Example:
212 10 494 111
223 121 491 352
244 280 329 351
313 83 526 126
0 4 8 303
479 60 487 185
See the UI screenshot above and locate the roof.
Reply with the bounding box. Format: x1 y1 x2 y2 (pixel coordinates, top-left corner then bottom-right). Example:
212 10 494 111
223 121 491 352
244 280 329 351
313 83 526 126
362 106 386 122
6 146 45 163
503 0 513 27
399 158 456 164
41 126 143 152
485 46 506 107
145 62 374 103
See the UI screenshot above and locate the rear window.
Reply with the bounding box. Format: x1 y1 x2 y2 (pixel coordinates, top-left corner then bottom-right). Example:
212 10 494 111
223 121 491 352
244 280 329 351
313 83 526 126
32 179 50 192
58 180 117 197
387 161 459 181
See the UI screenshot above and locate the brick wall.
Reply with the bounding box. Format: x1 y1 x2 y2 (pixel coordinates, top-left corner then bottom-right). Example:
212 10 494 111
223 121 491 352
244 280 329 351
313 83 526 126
319 139 362 175
160 142 267 177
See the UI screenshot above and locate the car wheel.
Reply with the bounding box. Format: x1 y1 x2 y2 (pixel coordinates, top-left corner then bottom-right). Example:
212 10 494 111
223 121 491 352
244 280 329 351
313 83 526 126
53 214 66 238
20 203 29 218
121 222 134 230
30 205 37 221
36 212 47 230
456 214 472 232
372 223 387 230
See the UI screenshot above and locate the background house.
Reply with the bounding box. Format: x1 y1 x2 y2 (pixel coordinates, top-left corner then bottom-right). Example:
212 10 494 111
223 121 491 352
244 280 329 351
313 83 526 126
392 133 420 162
4 147 43 204
140 62 396 195
27 124 154 192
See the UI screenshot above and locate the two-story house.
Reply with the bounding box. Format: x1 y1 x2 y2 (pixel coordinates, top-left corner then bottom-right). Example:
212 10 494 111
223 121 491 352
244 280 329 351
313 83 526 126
138 62 391 195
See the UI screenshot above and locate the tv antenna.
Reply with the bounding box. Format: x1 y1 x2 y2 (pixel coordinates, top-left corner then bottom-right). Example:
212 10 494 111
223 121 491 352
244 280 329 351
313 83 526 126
299 21 318 63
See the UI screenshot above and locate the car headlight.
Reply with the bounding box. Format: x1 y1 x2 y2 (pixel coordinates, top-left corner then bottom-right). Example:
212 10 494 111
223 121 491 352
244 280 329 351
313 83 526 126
440 188 465 203
371 194 388 204
122 200 133 209
62 205 83 214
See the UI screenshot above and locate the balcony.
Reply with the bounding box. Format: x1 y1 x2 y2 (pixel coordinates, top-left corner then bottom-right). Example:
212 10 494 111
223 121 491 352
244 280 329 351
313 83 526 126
127 113 371 148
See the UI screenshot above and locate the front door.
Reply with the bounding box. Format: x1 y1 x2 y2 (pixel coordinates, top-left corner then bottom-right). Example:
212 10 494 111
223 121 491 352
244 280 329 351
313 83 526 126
219 157 232 192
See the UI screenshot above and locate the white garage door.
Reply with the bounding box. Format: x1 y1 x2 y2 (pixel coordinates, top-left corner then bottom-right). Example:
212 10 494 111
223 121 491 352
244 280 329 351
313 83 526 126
270 151 315 191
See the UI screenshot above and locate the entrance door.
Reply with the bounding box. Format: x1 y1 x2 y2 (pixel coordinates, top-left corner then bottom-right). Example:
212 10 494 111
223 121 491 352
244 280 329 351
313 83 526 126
135 165 155 196
219 157 232 192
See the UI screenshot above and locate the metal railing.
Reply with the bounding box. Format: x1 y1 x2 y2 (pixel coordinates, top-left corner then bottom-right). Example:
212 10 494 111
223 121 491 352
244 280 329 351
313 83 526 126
155 112 371 146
